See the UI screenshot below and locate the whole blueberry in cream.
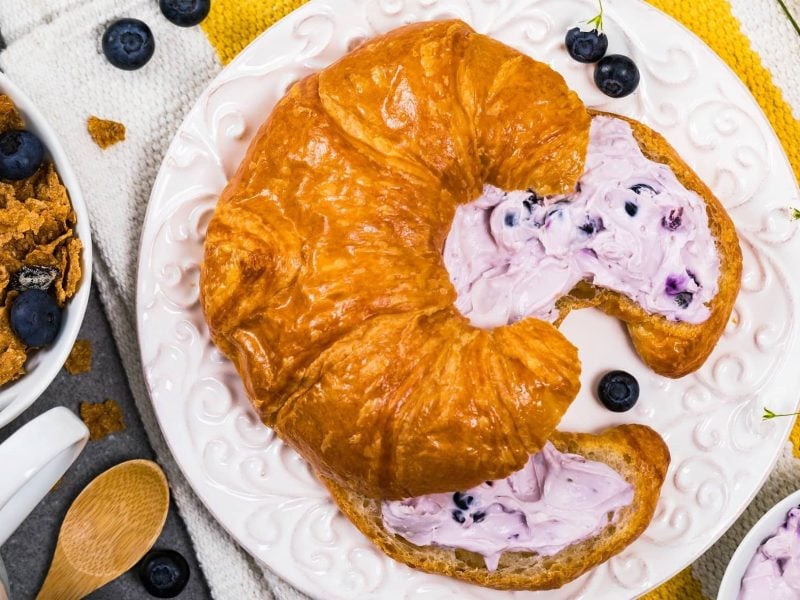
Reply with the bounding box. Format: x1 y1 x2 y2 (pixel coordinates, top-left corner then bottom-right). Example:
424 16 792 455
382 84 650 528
739 507 800 599
443 116 721 328
382 443 633 570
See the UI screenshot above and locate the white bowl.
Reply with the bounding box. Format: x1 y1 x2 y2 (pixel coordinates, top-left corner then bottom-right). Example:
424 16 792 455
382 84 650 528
717 488 800 598
0 73 92 428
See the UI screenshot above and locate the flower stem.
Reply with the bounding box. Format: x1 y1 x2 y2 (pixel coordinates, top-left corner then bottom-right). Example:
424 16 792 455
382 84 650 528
586 0 604 31
763 407 800 420
776 0 800 37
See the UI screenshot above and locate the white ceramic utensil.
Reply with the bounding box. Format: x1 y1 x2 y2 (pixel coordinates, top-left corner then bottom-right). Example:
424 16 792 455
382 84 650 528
0 407 89 598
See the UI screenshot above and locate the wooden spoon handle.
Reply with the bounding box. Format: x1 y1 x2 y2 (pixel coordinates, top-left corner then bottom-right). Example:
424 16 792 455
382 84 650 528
36 544 101 600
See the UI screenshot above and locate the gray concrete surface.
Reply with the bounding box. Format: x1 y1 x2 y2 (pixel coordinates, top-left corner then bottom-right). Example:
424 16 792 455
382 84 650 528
0 285 212 600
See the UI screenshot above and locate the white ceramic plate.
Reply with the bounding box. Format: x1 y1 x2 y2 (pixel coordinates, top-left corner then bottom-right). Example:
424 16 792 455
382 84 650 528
717 488 800 599
0 73 92 428
136 0 800 597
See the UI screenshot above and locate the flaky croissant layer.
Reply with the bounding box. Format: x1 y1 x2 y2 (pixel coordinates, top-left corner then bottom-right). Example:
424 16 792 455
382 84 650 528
200 20 740 500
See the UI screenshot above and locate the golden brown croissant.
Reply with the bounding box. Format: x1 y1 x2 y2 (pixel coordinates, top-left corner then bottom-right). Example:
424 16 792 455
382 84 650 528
556 112 742 378
201 20 589 500
324 424 670 590
200 19 739 502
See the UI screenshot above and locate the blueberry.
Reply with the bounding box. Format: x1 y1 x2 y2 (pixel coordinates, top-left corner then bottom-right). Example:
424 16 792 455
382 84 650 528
0 131 44 181
504 212 519 227
630 183 657 195
664 275 686 296
159 0 211 27
10 266 59 292
453 492 473 510
624 201 638 217
597 370 639 412
565 27 608 63
579 216 604 235
138 549 190 598
452 510 466 524
662 208 683 231
102 19 155 71
472 511 487 523
526 189 543 205
10 290 62 348
594 54 640 98
674 291 693 309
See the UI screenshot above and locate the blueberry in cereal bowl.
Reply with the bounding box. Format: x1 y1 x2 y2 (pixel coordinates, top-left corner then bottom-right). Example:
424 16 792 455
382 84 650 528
0 77 91 425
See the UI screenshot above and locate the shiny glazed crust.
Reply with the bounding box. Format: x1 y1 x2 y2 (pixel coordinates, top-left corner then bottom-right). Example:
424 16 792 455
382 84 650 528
201 20 590 500
556 112 743 378
323 424 670 591
200 19 740 502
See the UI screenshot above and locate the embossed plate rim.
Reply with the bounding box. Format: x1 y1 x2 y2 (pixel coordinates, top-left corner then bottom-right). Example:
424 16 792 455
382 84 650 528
136 0 800 598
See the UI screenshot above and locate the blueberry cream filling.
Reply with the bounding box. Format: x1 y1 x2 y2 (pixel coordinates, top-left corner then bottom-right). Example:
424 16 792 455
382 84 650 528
739 507 800 599
443 116 721 327
381 443 633 571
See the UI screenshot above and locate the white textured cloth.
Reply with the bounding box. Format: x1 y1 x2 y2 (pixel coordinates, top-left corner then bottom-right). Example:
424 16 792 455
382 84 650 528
0 1 797 599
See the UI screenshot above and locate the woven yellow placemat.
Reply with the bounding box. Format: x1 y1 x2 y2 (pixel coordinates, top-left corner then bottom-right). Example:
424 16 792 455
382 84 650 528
200 1 799 597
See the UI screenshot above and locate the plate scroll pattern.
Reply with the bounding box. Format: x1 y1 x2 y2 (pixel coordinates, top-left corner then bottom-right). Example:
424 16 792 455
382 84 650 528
136 0 800 598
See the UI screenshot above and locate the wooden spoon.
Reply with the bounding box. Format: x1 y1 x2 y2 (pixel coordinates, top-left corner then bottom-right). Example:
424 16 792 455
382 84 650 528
36 460 169 600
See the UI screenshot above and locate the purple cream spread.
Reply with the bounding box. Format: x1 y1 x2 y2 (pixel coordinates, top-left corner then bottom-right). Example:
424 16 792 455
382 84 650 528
381 443 633 571
739 507 800 599
443 116 721 328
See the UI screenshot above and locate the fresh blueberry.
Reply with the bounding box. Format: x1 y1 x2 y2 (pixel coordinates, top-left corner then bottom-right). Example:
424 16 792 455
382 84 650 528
630 183 657 195
504 211 520 227
624 201 638 217
102 19 155 71
565 27 608 63
138 549 190 598
594 54 640 98
597 370 639 412
452 510 466 524
472 511 487 523
159 0 211 27
453 492 473 511
10 266 59 292
674 291 693 309
10 290 62 348
662 208 684 231
579 216 604 235
0 131 44 181
664 275 686 296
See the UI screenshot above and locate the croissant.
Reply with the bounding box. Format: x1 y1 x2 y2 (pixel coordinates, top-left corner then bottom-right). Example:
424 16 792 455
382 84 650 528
200 20 740 502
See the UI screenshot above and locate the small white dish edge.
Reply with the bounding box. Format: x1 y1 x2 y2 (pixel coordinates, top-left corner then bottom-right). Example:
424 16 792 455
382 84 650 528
718 488 800 599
